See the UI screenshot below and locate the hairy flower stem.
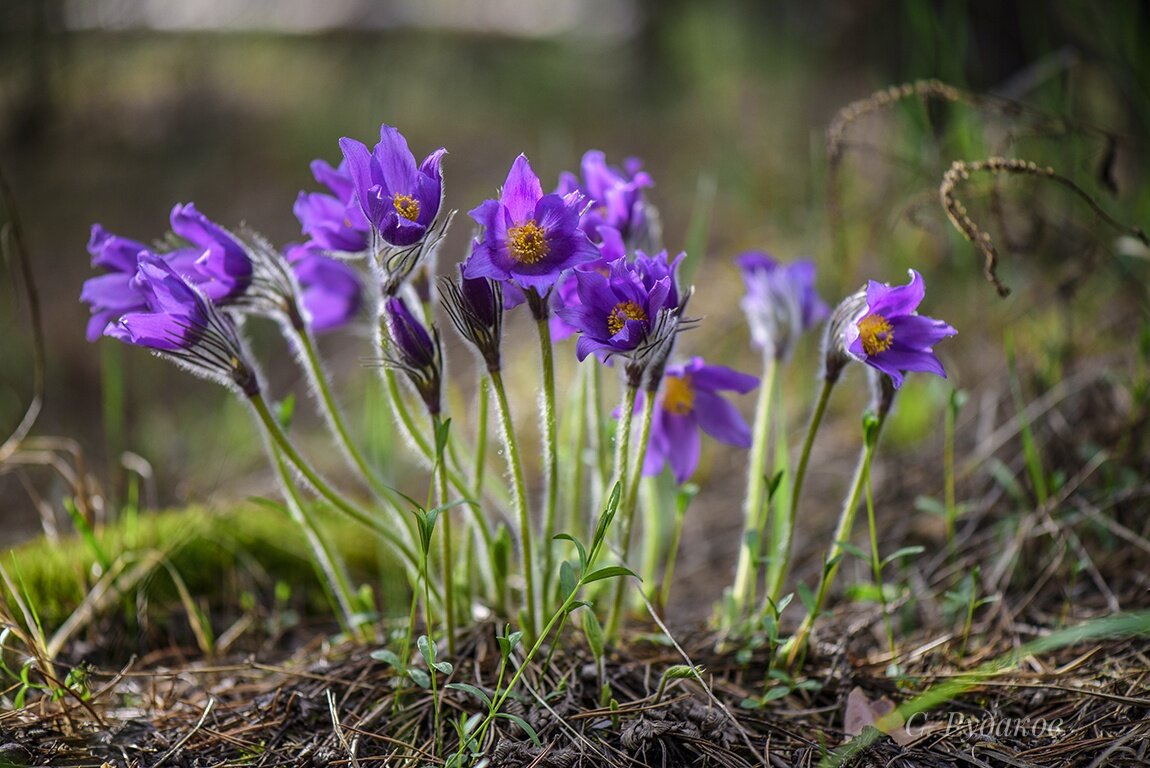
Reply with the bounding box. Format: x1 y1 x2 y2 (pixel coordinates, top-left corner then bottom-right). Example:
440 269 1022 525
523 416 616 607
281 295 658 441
248 391 422 575
432 414 456 656
290 319 396 503
783 408 888 668
731 356 778 628
605 383 644 642
474 375 490 499
534 313 561 614
270 444 358 636
489 369 537 641
767 375 837 604
565 364 592 542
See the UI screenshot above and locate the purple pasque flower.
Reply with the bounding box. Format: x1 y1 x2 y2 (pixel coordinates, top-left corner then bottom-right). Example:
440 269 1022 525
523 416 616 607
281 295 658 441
465 154 599 292
383 295 442 415
737 251 829 361
81 224 201 342
293 158 370 253
338 124 446 248
843 269 957 389
284 242 363 333
439 263 503 372
169 202 253 302
557 250 681 363
108 253 210 352
638 357 758 484
556 150 653 247
108 254 260 395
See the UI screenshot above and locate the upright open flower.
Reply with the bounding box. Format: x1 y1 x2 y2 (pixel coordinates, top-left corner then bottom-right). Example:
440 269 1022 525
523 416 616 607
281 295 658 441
557 252 681 363
107 254 258 395
843 269 956 388
465 154 598 292
338 124 445 248
637 357 758 484
556 150 654 248
737 251 828 361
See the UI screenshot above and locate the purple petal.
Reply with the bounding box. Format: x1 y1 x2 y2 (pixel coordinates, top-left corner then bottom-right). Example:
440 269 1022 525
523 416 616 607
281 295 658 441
687 362 759 395
115 311 197 351
500 155 544 223
693 390 752 447
889 313 957 349
373 124 419 196
663 411 701 484
338 137 385 225
867 269 925 318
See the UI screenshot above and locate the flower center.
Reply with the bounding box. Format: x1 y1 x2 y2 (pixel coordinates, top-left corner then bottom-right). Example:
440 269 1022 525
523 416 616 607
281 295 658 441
858 313 894 356
663 375 694 415
507 220 549 264
607 300 647 336
393 194 420 222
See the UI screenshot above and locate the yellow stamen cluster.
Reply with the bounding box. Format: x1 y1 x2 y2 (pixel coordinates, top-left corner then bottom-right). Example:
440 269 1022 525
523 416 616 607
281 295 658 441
607 300 647 336
662 375 694 415
507 220 549 264
858 313 894 356
393 194 421 222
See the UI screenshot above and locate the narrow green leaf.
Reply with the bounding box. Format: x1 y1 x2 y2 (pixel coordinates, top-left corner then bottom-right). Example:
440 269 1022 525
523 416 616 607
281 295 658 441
880 546 926 568
497 713 542 746
559 560 577 601
582 609 605 660
446 682 492 708
553 533 588 571
582 565 638 585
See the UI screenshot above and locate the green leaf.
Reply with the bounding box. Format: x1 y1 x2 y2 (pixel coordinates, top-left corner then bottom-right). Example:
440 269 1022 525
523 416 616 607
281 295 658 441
764 469 785 501
407 668 431 689
435 417 452 459
593 483 623 548
582 565 638 585
497 713 542 746
559 560 577 601
881 546 925 568
914 495 948 517
493 526 511 580
553 533 588 570
763 685 790 701
275 394 296 431
432 660 454 676
446 683 492 708
370 649 403 669
835 541 868 561
660 664 700 682
796 582 817 614
582 609 605 660
417 634 435 666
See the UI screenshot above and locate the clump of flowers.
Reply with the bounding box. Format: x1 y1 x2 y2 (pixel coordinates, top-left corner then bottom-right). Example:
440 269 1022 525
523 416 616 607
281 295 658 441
80 120 960 751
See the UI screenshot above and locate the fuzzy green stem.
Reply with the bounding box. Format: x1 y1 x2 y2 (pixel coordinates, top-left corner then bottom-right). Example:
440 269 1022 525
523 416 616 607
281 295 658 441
784 410 887 667
293 322 395 501
604 384 644 642
270 444 358 635
536 314 561 614
433 414 456 656
489 370 537 641
248 392 420 572
864 447 896 659
731 356 778 626
474 375 490 499
566 364 592 542
768 375 836 604
659 488 689 612
944 391 958 557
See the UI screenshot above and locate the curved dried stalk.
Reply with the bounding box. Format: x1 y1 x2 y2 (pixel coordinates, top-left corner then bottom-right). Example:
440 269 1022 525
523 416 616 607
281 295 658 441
0 166 45 462
940 156 1150 297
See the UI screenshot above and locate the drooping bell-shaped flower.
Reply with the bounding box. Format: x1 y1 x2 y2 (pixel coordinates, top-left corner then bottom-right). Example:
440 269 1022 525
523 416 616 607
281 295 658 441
737 251 828 362
107 254 259 395
284 242 363 333
382 295 442 415
169 203 253 302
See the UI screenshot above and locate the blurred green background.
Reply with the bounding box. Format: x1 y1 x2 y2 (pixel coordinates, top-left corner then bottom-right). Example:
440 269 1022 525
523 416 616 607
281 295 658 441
1 0 1147 549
